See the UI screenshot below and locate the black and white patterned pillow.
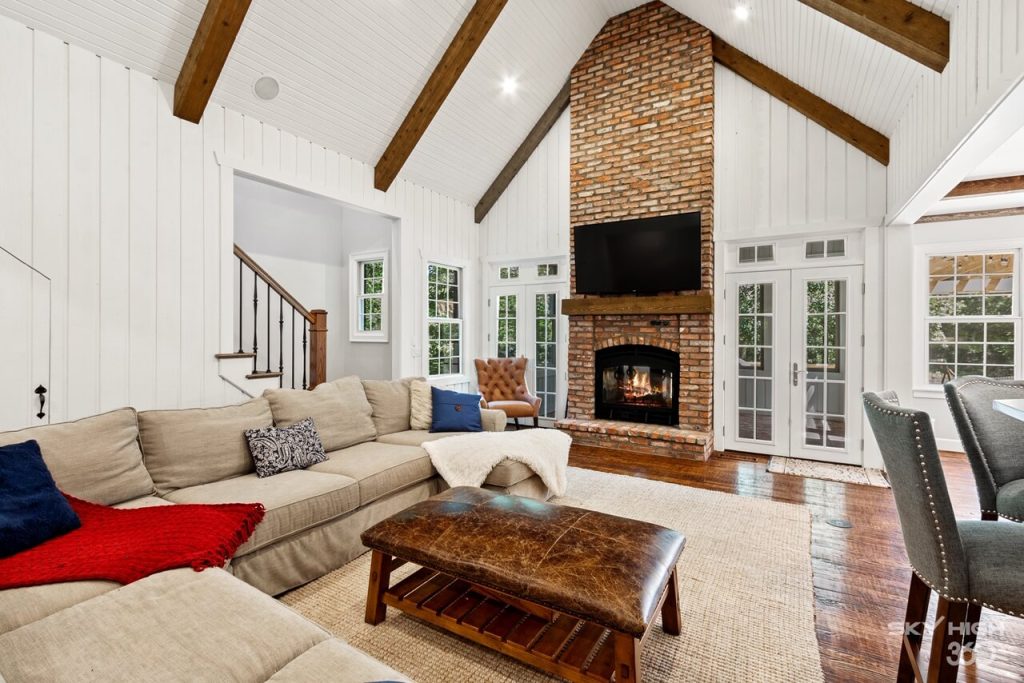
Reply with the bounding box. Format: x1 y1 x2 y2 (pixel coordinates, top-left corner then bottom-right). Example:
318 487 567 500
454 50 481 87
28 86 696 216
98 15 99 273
245 417 327 478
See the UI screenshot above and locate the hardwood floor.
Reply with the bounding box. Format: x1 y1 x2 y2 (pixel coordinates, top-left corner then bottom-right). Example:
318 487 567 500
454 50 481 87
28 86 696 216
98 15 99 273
568 445 1024 682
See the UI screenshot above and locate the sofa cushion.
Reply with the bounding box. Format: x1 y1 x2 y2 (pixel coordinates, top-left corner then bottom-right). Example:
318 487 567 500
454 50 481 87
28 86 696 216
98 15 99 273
362 377 422 436
164 471 359 556
0 581 118 636
375 429 458 447
113 495 175 510
483 459 536 488
0 409 153 505
310 442 434 506
409 379 433 430
139 398 272 495
267 639 412 682
265 376 376 451
0 568 329 683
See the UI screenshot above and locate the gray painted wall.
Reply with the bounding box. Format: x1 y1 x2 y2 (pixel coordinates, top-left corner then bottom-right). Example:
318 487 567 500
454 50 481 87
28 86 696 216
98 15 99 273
234 174 394 380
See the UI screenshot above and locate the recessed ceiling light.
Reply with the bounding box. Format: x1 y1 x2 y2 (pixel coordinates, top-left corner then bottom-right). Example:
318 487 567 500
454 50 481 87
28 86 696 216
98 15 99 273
733 4 750 21
501 75 519 96
253 75 280 101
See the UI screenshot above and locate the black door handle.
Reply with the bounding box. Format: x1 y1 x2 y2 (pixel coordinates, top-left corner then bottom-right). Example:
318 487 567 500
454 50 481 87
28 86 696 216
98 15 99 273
35 385 46 420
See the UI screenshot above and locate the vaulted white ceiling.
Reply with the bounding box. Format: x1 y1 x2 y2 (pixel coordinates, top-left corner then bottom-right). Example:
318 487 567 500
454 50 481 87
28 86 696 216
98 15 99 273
0 0 957 205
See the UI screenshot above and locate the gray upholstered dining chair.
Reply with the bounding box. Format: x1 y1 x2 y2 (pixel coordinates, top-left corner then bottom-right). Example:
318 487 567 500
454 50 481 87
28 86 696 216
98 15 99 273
944 377 1024 523
863 391 1024 682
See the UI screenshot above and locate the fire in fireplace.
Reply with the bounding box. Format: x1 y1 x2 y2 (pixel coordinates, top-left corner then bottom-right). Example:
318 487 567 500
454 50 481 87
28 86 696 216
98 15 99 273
595 345 680 425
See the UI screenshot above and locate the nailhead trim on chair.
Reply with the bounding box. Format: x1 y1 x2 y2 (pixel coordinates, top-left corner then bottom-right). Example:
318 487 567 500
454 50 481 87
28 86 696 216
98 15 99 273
947 379 1004 493
867 396 1022 617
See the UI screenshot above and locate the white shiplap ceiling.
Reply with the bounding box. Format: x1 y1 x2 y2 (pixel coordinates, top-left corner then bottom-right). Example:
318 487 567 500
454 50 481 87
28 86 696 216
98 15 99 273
0 0 957 205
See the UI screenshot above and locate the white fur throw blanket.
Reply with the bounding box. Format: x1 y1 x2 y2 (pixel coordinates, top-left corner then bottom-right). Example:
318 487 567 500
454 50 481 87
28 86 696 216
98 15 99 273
422 429 572 497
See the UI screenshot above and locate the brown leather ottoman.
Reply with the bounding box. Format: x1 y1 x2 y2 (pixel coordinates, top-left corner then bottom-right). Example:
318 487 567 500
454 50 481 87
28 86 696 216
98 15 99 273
361 487 685 682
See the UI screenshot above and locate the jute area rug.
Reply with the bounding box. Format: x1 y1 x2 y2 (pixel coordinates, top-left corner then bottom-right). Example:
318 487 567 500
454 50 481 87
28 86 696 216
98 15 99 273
280 467 824 682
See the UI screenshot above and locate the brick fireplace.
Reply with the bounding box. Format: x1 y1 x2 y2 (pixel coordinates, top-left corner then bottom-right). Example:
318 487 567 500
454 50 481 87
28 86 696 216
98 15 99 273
555 1 715 460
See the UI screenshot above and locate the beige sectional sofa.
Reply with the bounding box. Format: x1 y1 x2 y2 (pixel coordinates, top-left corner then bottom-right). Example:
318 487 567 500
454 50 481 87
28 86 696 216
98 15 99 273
0 376 534 682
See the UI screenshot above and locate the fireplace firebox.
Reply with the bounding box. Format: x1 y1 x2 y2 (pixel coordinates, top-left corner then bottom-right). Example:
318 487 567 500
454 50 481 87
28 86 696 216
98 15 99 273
595 345 679 426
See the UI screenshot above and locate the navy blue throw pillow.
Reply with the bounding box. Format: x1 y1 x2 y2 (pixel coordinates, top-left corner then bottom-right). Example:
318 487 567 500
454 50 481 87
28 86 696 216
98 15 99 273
429 387 483 433
0 440 81 558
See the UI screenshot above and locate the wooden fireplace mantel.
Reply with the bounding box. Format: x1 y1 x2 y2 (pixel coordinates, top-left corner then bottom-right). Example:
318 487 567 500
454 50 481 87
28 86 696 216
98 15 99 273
560 294 713 316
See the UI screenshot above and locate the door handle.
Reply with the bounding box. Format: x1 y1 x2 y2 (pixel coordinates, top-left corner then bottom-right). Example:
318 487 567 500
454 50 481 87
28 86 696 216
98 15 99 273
791 363 805 387
35 385 47 420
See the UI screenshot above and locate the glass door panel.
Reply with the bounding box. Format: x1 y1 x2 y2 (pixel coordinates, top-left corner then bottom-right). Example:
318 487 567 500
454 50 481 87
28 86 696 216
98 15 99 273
724 270 789 456
789 266 862 464
534 292 558 418
737 283 774 442
496 293 519 358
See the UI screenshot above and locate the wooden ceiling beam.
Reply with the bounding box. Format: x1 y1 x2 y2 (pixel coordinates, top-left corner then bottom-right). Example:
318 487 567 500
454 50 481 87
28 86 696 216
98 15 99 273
917 206 1024 223
174 0 252 123
474 79 570 223
712 36 890 165
374 0 508 193
798 0 949 73
944 175 1024 198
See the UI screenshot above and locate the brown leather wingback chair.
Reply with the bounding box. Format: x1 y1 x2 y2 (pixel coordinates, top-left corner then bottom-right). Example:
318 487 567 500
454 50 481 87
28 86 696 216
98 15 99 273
475 357 541 428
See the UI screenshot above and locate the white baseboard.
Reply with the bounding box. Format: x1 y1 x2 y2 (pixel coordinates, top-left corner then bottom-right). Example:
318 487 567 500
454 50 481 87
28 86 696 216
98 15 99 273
936 437 964 453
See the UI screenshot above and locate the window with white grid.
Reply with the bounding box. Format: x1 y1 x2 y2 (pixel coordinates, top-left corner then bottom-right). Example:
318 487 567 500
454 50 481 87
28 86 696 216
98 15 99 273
350 252 388 342
925 252 1018 385
427 263 462 376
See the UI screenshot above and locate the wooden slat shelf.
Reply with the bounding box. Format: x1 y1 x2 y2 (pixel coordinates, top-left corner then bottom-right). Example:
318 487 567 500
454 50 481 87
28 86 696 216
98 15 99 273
381 568 618 682
561 293 713 316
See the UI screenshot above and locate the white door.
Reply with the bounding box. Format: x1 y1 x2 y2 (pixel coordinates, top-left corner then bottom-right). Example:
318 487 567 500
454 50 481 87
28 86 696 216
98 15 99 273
724 266 863 464
488 283 568 424
789 266 863 464
0 249 51 430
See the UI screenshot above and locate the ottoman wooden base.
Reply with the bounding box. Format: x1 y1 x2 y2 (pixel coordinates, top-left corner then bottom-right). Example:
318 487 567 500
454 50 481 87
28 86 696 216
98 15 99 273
365 551 681 682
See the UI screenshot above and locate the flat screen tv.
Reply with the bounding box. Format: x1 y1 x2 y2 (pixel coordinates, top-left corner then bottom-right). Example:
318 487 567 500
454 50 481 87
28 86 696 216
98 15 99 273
574 212 702 294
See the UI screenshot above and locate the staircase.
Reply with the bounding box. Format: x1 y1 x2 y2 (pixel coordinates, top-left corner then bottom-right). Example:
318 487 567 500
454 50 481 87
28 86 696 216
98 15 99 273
217 244 327 397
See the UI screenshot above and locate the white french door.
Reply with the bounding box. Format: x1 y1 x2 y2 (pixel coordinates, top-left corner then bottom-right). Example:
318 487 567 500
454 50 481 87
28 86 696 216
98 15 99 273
724 266 863 464
489 283 568 424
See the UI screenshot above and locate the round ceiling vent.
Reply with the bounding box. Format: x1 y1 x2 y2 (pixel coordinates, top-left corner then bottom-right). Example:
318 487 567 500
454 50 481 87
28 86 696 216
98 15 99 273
253 76 280 101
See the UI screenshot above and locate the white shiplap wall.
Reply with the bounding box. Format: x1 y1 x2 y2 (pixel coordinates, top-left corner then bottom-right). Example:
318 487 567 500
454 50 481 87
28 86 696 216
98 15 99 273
887 0 1024 223
715 66 887 238
478 69 888 256
0 15 478 424
479 109 570 261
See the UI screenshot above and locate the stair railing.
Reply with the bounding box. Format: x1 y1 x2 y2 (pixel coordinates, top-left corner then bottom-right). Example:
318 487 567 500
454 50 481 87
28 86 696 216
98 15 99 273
234 244 327 389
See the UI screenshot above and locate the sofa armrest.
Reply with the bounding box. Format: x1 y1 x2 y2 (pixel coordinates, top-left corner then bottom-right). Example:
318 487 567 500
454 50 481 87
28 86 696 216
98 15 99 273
480 408 507 432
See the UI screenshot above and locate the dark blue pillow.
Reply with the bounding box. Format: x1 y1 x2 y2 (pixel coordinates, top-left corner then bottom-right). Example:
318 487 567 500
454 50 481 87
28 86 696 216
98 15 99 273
429 387 483 433
0 440 81 558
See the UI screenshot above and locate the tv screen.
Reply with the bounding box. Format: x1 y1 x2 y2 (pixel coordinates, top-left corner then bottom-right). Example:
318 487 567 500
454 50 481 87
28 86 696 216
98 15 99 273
574 212 702 294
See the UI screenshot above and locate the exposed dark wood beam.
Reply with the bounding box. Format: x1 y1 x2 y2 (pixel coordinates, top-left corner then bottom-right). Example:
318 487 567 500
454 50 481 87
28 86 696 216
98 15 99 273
798 0 949 73
917 206 1024 223
374 0 507 192
474 80 570 223
174 0 252 123
945 175 1024 198
712 36 889 165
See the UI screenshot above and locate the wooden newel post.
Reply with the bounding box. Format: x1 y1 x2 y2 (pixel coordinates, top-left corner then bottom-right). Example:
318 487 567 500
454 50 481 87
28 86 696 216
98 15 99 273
309 309 328 389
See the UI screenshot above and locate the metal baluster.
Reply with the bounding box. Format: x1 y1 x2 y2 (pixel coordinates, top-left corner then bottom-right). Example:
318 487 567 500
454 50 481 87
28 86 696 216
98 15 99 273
302 321 308 390
237 257 243 354
291 309 296 389
266 282 272 373
278 295 284 387
252 271 259 374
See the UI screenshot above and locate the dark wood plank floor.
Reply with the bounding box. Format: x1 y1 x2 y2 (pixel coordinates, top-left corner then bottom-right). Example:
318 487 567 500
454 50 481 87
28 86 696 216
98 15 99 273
569 445 1024 682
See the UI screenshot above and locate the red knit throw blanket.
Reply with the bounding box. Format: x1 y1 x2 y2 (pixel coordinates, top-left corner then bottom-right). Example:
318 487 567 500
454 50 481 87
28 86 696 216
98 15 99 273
0 496 265 589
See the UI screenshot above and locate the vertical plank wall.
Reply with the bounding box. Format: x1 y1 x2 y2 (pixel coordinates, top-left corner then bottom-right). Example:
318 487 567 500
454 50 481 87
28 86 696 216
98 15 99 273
0 15 479 424
886 0 1024 222
715 66 887 238
478 67 887 259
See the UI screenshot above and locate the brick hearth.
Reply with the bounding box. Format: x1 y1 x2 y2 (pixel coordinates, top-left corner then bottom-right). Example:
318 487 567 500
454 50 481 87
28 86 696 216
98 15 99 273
557 1 715 461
